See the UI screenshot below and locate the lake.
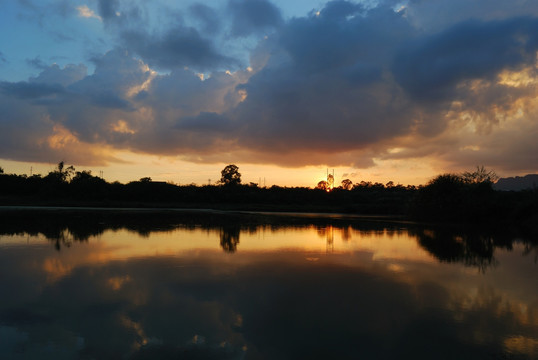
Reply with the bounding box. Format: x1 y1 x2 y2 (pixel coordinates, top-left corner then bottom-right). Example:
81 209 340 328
0 209 536 359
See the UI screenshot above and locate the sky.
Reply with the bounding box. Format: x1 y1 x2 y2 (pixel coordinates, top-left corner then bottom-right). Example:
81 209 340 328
1 0 538 187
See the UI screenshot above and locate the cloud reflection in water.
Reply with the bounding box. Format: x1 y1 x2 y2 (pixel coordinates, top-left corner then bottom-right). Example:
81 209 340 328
0 211 536 359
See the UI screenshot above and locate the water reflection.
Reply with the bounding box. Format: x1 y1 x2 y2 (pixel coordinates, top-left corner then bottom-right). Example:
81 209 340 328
1 210 535 268
0 209 537 359
220 226 241 253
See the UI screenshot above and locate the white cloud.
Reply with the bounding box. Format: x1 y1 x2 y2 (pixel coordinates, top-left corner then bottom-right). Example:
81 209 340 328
77 5 102 21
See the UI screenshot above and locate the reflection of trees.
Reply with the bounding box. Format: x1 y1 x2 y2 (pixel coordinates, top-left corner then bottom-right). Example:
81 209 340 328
49 229 74 251
411 227 521 272
341 226 352 242
1 210 536 262
326 226 334 253
220 226 240 253
523 243 538 264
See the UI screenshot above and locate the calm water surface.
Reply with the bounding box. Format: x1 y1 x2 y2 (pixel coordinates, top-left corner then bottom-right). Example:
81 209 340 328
0 210 537 359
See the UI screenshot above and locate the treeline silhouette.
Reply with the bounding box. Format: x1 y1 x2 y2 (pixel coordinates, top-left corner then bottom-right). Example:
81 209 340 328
0 162 417 213
0 163 537 228
0 208 535 269
410 169 538 231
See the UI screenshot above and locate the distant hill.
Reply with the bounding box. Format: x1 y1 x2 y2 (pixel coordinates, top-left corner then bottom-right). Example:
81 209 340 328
494 174 538 191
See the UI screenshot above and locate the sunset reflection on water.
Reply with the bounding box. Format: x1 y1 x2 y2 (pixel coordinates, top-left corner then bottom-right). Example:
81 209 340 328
0 212 536 359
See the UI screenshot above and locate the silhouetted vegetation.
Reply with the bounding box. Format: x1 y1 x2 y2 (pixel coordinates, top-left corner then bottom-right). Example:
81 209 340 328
0 163 416 214
0 163 537 229
219 164 241 186
410 167 538 230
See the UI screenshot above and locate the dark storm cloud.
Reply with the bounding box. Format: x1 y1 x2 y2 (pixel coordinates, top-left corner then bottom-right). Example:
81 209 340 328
189 3 221 35
318 0 363 19
0 81 65 99
177 112 238 133
405 0 538 33
121 26 238 71
3 0 538 174
96 0 120 21
228 0 283 37
225 1 416 154
394 17 538 101
279 4 412 72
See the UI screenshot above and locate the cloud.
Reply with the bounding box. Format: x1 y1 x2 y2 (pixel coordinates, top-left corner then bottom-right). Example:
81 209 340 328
393 17 538 102
30 63 87 87
221 2 417 158
318 0 363 19
2 0 538 176
0 51 143 164
0 92 118 165
77 5 102 21
405 0 538 32
96 0 120 21
279 4 412 72
91 0 147 29
228 0 283 37
26 56 48 70
177 112 238 133
0 81 65 100
189 3 222 35
121 26 238 71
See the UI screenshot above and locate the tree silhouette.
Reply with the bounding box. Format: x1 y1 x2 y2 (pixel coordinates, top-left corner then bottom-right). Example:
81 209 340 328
45 161 75 183
219 164 241 186
0 166 3 174
462 166 498 184
412 168 502 222
341 179 353 190
70 170 107 198
316 180 329 191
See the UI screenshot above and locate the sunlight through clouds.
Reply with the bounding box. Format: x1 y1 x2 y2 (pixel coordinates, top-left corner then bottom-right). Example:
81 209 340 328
77 5 102 21
1 0 538 184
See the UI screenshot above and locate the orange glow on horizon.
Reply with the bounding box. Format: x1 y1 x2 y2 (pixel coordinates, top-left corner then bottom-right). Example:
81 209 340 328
0 151 458 188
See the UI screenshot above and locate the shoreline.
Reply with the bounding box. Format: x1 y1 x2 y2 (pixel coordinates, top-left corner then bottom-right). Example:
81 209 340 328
0 204 407 222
